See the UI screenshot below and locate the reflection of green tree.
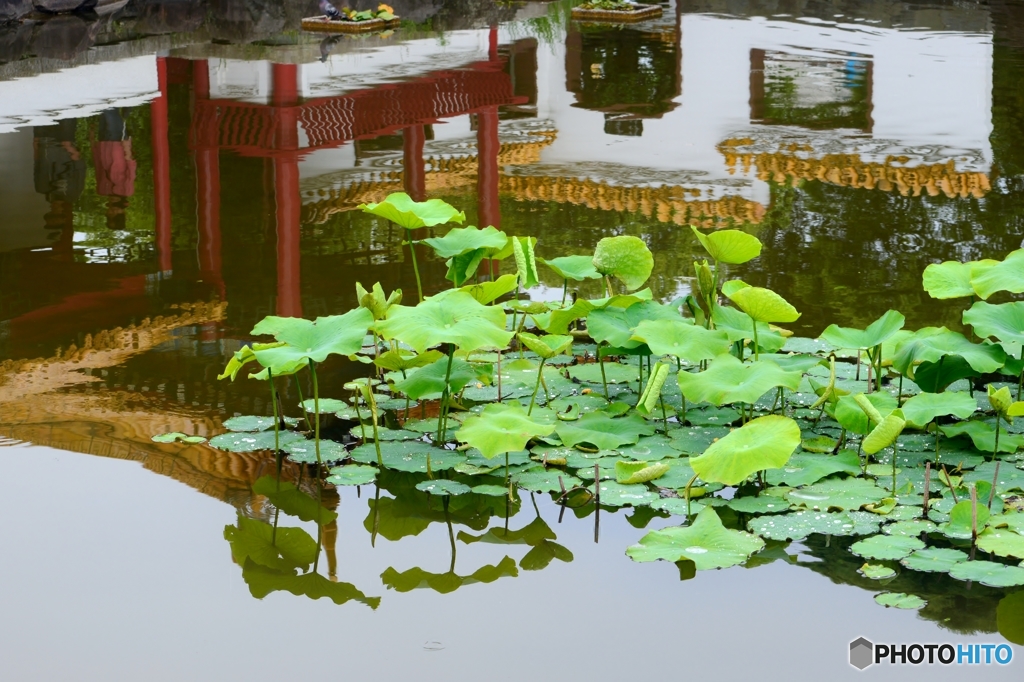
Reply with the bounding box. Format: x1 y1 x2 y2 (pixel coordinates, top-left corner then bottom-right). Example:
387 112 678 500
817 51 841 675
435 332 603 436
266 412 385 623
570 27 680 119
761 62 870 130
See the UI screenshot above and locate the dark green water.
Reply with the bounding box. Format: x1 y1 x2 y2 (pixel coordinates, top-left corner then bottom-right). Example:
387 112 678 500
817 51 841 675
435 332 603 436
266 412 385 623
2 0 1024 679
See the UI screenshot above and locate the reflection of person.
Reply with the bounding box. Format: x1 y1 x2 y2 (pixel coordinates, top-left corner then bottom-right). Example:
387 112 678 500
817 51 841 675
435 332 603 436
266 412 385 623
33 118 86 258
92 109 137 198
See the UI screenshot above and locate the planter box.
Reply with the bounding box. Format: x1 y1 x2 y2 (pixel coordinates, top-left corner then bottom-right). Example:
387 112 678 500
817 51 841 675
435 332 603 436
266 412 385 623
301 14 400 34
570 4 662 22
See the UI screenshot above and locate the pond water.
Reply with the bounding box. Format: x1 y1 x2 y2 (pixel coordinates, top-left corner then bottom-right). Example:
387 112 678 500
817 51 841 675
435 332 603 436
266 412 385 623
2 0 1024 679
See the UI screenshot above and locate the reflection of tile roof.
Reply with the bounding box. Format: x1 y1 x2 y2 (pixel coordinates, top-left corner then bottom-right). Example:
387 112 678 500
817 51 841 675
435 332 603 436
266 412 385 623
499 175 765 226
719 143 991 199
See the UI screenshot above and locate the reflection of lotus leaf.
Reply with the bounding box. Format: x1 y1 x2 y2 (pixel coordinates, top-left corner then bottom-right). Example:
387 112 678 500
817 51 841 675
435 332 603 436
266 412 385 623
964 300 1024 346
252 477 338 523
997 591 1024 646
627 507 765 568
519 540 574 571
380 556 518 594
243 560 380 608
457 517 555 546
224 516 317 571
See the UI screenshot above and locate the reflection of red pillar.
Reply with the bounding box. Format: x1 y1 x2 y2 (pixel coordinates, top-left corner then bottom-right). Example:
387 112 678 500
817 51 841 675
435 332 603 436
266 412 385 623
478 24 502 278
403 125 426 201
151 56 172 274
273 63 303 318
193 59 224 300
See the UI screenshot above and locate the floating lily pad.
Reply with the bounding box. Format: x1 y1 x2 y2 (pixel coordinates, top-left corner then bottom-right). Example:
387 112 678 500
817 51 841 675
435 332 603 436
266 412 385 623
978 529 1024 560
787 477 888 511
900 547 969 573
875 592 927 609
850 534 925 561
513 469 582 493
668 426 732 455
208 430 304 453
471 484 508 497
223 415 299 432
619 436 682 461
747 510 880 541
766 450 861 487
326 464 378 486
686 407 741 427
884 519 937 536
727 496 790 514
283 439 349 464
152 432 206 444
860 563 897 580
650 497 706 516
299 398 348 415
627 507 765 568
949 560 1024 587
351 427 421 442
348 440 463 473
567 362 637 385
415 479 472 496
595 480 659 507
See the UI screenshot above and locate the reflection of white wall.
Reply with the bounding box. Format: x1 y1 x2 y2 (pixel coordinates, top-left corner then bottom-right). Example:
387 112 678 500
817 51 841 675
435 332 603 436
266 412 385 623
0 56 159 134
0 129 51 252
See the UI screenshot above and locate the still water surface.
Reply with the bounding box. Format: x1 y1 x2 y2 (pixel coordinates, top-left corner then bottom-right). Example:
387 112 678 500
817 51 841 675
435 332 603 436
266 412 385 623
2 0 1024 678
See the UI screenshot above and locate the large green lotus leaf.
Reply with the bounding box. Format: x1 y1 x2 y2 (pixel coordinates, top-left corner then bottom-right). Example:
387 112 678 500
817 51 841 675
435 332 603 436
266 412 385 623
460 274 519 305
971 249 1024 300
587 300 678 349
939 421 1024 453
326 464 378 486
513 469 582 492
223 415 298 432
533 299 595 334
415 479 472 496
875 593 927 609
712 305 786 351
251 477 338 523
359 192 465 229
224 516 317 571
726 495 791 514
251 308 374 370
884 519 938 536
208 430 304 453
420 225 507 259
900 547 969 573
850 534 925 560
724 282 800 324
631 318 731 362
242 560 380 608
349 441 462 473
374 349 444 373
615 460 670 485
900 391 977 428
282 439 349 464
748 510 880 541
689 226 762 264
677 354 803 406
689 415 800 486
393 356 479 400
912 355 979 393
893 327 1006 378
556 411 655 450
923 260 996 299
997 591 1024 646
380 557 518 595
819 310 905 350
592 235 653 291
833 392 898 434
965 461 1024 494
763 354 825 374
627 507 765 568
978 528 1024 559
567 362 637 385
862 409 906 455
990 512 1024 533
940 500 991 539
765 450 862 486
517 332 573 359
595 480 660 507
375 290 512 354
456 403 556 459
787 477 889 511
964 300 1024 347
512 236 540 289
540 254 601 281
949 560 1024 587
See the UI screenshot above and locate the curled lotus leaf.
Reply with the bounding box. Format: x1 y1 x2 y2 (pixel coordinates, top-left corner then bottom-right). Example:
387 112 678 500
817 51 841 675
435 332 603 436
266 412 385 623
358 192 466 229
375 290 512 354
689 415 800 486
512 236 540 289
892 327 1006 379
592 235 654 291
540 254 601 281
861 409 906 455
833 392 897 435
677 354 803 407
420 225 508 259
949 560 1024 588
627 507 765 568
456 403 556 459
819 309 905 350
636 362 671 416
615 460 670 485
689 226 762 265
460 274 519 305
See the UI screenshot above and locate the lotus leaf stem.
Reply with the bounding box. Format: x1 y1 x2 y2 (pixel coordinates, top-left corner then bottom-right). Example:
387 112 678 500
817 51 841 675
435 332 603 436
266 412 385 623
923 462 931 517
971 484 978 544
750 316 759 362
268 367 282 487
309 359 323 468
598 346 609 400
989 460 1001 511
406 237 424 303
293 379 314 433
940 465 959 503
528 359 547 415
684 472 699 518
436 345 456 445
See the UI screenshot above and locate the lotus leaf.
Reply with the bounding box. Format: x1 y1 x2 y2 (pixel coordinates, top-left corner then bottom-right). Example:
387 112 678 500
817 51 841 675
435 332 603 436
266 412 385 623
358 192 465 228
349 441 462 473
875 593 926 609
970 249 1024 300
556 411 655 450
851 534 925 560
471 484 508 496
923 260 996 299
224 517 318 571
862 410 906 455
223 415 298 432
712 305 786 351
250 308 374 371
668 425 732 454
587 300 677 349
949 560 1024 587
689 415 799 486
677 354 803 406
686 407 741 427
375 290 512 354
747 510 881 541
533 298 595 334
250 477 338 525
893 327 1006 379
615 460 669 484
965 461 1024 493
899 547 968 573
460 274 519 305
860 564 897 580
208 430 304 453
964 301 1024 349
766 450 861 486
592 235 653 291
513 469 582 492
326 464 379 486
420 225 507 259
977 529 1024 559
594 480 659 507
631 318 731 362
374 349 444 373
724 282 800 324
689 226 762 264
415 479 472 496
540 255 601 281
512 236 539 289
456 403 556 459
152 432 206 444
636 362 670 416
833 392 898 434
297 398 347 415
517 332 573 359
820 310 905 350
900 391 977 428
282 438 349 464
939 421 1024 453
627 507 765 568
726 495 791 514
787 478 889 511
620 436 683 461
393 356 480 400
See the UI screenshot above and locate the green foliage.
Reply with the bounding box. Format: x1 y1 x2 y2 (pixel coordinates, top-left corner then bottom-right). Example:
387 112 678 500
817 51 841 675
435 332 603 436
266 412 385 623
375 290 512 353
592 235 654 291
677 354 803 406
819 309 905 350
689 415 801 486
690 226 762 264
358 192 465 229
540 254 601 281
456 403 556 458
627 508 765 568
